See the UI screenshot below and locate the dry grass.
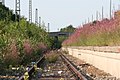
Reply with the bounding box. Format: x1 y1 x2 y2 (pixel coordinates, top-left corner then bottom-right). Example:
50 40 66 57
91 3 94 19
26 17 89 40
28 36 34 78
45 51 59 63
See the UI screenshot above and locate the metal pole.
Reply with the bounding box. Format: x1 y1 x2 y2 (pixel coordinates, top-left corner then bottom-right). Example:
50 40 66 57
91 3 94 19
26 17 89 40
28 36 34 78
15 0 17 21
35 8 38 26
110 0 112 19
42 21 46 30
48 23 50 32
15 0 20 26
112 4 115 18
2 0 5 5
96 11 98 20
92 15 94 22
39 17 41 27
29 0 32 23
102 6 104 20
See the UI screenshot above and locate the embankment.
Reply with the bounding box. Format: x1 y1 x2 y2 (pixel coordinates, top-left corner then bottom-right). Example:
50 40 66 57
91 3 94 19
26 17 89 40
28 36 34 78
62 46 120 78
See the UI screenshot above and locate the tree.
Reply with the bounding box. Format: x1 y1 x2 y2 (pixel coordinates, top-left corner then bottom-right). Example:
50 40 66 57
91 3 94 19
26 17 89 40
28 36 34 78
60 25 75 32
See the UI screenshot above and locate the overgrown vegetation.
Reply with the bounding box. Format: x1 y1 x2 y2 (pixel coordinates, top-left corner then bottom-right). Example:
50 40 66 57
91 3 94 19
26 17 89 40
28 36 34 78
45 51 59 63
63 11 120 46
0 4 52 73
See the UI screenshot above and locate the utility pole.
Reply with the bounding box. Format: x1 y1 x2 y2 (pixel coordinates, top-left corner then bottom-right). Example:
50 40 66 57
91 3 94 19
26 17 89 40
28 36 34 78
29 0 32 23
102 6 104 20
112 4 115 18
96 11 98 20
0 0 2 4
48 23 50 32
2 0 4 5
110 0 112 19
15 0 20 25
0 0 5 5
92 15 94 22
42 20 46 30
39 17 41 27
35 8 38 26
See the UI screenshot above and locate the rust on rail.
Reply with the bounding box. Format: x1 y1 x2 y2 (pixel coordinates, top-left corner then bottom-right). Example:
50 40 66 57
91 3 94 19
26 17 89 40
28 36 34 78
60 54 87 80
18 56 45 80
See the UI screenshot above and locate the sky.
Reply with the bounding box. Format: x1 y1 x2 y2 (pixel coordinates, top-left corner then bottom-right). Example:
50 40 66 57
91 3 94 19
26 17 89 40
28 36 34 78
5 0 120 32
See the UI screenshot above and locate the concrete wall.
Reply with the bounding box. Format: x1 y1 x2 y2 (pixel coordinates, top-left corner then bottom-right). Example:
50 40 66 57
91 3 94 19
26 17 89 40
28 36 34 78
62 47 120 78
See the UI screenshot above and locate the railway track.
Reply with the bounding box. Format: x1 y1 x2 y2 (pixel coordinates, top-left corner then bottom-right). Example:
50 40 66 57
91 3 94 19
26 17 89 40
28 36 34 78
38 56 76 80
19 51 92 80
18 56 45 80
60 53 91 80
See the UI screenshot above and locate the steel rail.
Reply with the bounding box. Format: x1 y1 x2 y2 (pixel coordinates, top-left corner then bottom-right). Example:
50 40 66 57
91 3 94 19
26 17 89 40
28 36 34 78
60 54 88 80
18 56 45 80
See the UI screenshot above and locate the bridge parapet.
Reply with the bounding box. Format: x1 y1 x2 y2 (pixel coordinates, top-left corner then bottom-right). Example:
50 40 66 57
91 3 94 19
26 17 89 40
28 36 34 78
49 32 73 37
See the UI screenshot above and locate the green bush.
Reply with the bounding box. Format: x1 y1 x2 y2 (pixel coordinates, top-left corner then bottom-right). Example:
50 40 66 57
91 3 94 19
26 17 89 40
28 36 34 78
0 5 52 68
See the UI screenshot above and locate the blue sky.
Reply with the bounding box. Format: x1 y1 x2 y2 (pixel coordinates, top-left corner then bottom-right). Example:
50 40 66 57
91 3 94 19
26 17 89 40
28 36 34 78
5 0 120 32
